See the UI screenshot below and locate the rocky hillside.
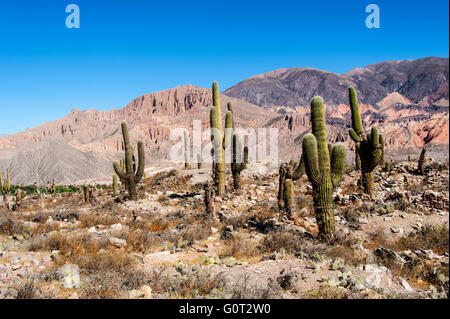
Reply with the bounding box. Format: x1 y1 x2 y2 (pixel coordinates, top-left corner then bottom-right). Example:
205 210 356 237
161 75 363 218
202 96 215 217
223 57 449 108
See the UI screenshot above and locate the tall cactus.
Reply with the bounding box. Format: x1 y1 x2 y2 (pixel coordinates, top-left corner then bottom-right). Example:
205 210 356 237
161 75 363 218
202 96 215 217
303 96 346 239
231 134 248 190
112 174 118 195
210 81 232 196
113 121 145 201
0 170 11 195
418 147 426 175
348 87 383 196
184 130 190 169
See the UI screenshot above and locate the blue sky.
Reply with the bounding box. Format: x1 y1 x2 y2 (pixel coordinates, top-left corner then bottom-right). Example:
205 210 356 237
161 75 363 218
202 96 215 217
0 0 448 134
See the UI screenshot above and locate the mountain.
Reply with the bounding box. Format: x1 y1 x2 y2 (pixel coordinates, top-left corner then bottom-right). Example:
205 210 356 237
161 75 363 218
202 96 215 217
223 57 449 108
0 57 448 184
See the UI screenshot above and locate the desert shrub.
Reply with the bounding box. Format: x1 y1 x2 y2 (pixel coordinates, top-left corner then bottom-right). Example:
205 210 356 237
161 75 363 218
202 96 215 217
149 266 226 298
0 215 26 236
262 232 304 254
219 234 261 259
78 213 120 228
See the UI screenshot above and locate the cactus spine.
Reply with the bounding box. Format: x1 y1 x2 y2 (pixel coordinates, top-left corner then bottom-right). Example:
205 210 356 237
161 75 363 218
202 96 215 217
113 174 118 195
303 96 346 239
418 147 426 175
210 81 232 196
348 87 383 196
184 130 190 169
113 121 145 201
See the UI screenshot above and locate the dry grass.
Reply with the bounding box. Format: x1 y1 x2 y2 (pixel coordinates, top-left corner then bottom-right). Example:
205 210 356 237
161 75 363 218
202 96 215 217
219 233 261 260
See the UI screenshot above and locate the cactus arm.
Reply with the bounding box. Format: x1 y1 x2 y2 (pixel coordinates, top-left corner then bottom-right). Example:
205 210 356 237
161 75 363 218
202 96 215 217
113 161 127 180
302 134 321 186
369 127 379 148
292 155 305 180
349 128 361 142
349 87 363 134
239 146 248 172
134 140 145 183
212 81 222 132
223 111 233 149
330 144 346 188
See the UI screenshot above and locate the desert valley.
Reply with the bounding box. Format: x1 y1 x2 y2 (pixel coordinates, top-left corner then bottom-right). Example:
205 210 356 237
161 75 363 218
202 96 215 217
0 57 448 299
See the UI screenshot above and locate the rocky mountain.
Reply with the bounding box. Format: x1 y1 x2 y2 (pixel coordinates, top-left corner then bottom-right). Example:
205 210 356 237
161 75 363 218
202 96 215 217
223 57 449 108
0 57 448 184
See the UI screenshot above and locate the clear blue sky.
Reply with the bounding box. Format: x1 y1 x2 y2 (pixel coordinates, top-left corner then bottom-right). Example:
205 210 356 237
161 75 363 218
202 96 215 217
0 0 448 134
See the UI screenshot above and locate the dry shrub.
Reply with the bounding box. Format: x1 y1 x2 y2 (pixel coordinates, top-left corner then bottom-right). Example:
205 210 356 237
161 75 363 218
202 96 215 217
16 280 37 299
29 222 61 237
262 232 304 254
149 267 226 298
219 234 261 259
79 213 120 228
0 215 26 236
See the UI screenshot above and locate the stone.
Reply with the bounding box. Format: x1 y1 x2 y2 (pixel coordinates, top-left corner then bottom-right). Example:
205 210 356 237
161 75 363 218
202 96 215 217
399 277 413 292
57 264 80 289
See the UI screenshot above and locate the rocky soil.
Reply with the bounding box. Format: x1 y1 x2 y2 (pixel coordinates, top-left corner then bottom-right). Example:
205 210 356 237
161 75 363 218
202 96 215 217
0 158 448 299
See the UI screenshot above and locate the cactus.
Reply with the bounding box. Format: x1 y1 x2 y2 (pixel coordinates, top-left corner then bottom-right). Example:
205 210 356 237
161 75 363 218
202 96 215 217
418 147 426 175
384 161 391 173
210 81 233 196
284 179 294 219
408 154 411 162
231 134 248 190
113 121 145 201
277 156 305 215
51 180 56 194
184 130 190 169
113 174 118 195
204 184 215 220
348 87 383 196
14 188 21 212
197 154 202 169
303 96 346 239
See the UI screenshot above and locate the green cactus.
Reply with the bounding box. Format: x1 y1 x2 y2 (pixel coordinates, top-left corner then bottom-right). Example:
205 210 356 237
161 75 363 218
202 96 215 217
408 154 411 162
348 87 383 196
113 121 145 201
303 96 346 239
418 147 426 175
278 156 305 215
0 170 11 195
113 174 118 195
210 81 232 196
184 130 190 169
384 161 391 173
284 179 294 219
231 134 248 190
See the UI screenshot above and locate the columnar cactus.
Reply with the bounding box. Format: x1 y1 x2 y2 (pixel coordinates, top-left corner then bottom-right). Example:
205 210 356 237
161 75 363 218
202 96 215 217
348 87 383 196
197 154 202 169
303 96 346 239
231 134 248 190
113 174 118 195
283 179 294 219
277 156 305 214
184 130 190 169
204 184 215 220
0 171 11 195
418 147 427 175
113 121 145 201
210 81 232 196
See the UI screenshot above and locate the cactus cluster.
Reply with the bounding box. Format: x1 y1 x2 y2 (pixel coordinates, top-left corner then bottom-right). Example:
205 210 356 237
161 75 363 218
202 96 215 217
348 87 383 196
113 121 145 201
303 96 346 239
209 81 233 196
